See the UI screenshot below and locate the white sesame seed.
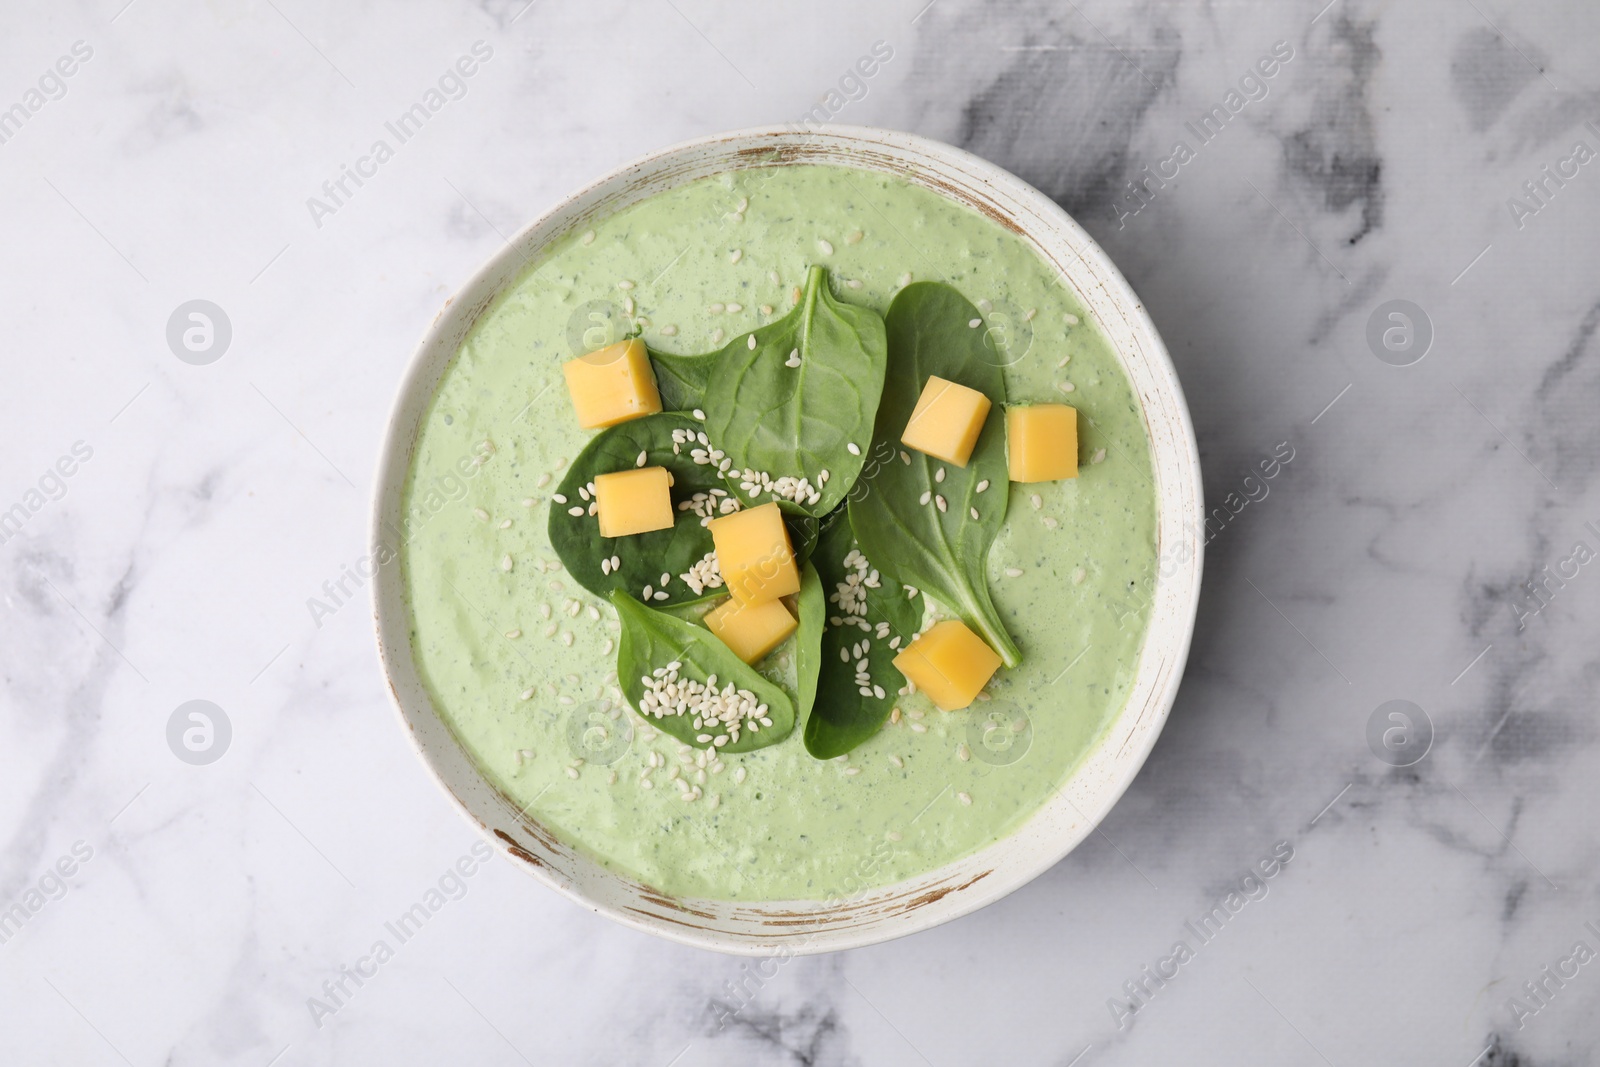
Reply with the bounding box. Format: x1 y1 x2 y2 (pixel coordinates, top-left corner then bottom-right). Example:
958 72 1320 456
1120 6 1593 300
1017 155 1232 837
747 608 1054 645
1064 313 1079 325
1072 567 1087 584
501 554 514 572
636 450 648 467
817 238 833 255
889 754 903 768
976 479 989 493
759 304 774 315
661 325 678 336
919 491 931 506
1030 494 1042 510
844 766 861 776
473 507 489 521
653 591 668 601
747 334 757 350
729 248 742 263
562 632 574 646
737 196 749 212
520 688 534 701
735 766 747 784
727 303 742 313
846 279 863 290
935 495 947 513
911 722 928 733
554 457 568 469
602 638 614 654
935 467 945 483
568 506 584 517
543 623 558 638
1004 567 1024 577
1024 307 1037 321
970 507 980 520
847 442 861 456
552 493 567 504
601 559 611 575
617 279 635 291
499 518 513 529
968 318 981 328
1057 381 1076 394
566 767 579 779
660 572 671 586
712 329 724 345
957 743 971 761
505 628 521 639
1092 448 1107 464
897 272 912 287
958 791 972 805
1043 517 1060 529
580 229 595 245
1057 356 1072 368
643 585 653 599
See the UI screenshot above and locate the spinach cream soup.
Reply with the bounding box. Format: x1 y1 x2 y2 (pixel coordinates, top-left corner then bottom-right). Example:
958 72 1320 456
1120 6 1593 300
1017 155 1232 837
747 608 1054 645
401 164 1157 901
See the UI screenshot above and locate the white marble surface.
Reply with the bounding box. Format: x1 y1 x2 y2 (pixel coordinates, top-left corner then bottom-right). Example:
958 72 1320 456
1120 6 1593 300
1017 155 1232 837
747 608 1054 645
4 0 1599 1063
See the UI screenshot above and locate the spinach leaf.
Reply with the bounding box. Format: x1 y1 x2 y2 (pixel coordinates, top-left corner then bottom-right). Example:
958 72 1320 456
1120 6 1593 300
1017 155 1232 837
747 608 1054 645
802 516 922 759
649 348 715 412
701 265 887 518
611 590 795 753
793 562 825 722
548 413 728 607
847 282 1021 666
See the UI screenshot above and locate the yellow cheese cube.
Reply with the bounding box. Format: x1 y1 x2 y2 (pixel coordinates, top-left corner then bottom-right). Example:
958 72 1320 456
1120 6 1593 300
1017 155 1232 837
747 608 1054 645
593 467 674 538
704 596 797 664
707 502 800 604
1006 404 1078 482
561 338 662 429
900 375 993 467
892 620 1002 711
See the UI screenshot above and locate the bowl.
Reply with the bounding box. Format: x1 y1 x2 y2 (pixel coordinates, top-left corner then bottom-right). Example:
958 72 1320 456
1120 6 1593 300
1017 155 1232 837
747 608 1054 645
371 125 1203 955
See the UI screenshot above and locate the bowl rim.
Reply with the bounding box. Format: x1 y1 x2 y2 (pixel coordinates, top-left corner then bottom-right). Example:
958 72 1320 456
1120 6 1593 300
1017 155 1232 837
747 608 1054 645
371 123 1203 955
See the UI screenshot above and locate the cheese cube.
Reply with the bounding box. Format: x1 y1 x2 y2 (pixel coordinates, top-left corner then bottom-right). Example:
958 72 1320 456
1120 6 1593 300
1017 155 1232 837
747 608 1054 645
1006 404 1078 482
707 502 800 604
561 338 662 429
704 596 797 664
892 620 1002 711
901 375 992 467
593 467 674 538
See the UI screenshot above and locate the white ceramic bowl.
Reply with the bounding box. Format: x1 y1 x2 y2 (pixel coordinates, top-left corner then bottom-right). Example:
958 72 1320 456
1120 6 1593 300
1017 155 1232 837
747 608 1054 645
372 125 1203 955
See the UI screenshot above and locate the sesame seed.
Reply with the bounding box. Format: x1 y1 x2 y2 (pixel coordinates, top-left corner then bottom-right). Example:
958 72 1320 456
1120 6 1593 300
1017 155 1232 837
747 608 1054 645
889 754 903 768
911 722 928 733
890 707 901 724
727 303 742 313
561 632 574 646
737 196 749 212
1024 307 1037 321
977 299 993 312
817 238 833 255
501 554 514 571
970 507 980 520
759 304 774 315
847 442 861 456
566 767 579 779
601 559 611 575
844 766 861 776
957 743 971 761
1057 381 1076 394
473 507 489 521
579 486 591 500
768 269 780 285
712 329 724 345
958 791 972 805
845 229 864 244
568 506 585 517
505 628 521 639
617 279 635 290
1072 567 1087 585
580 229 595 245
543 623 558 638
846 279 863 290
601 638 614 654
554 457 568 469
636 450 648 467
552 493 567 503
1043 517 1060 529
899 451 910 464
747 334 757 350
729 249 742 263
919 490 931 506
976 479 989 493
935 495 947 513
968 318 981 328
896 272 912 287
661 325 678 336
623 297 635 316
693 409 705 421
935 467 945 483
1057 356 1072 368
653 591 668 601
1030 494 1042 510
643 585 653 599
1092 448 1107 464
520 688 534 701
610 555 620 570
1064 313 1079 325
873 685 885 699
1004 567 1024 577
499 518 512 529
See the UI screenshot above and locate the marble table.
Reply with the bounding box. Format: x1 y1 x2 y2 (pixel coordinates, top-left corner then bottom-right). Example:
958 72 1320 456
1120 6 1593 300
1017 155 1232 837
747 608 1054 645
3 0 1598 1063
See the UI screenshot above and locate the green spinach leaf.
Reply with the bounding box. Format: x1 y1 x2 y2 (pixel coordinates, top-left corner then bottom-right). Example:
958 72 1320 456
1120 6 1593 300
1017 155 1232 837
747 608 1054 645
847 282 1021 666
649 348 716 412
803 516 922 759
701 265 887 518
794 561 825 723
548 413 727 607
611 590 795 753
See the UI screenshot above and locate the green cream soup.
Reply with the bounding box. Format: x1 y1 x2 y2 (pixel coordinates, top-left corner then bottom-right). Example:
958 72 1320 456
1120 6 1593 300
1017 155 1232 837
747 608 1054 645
402 164 1157 901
